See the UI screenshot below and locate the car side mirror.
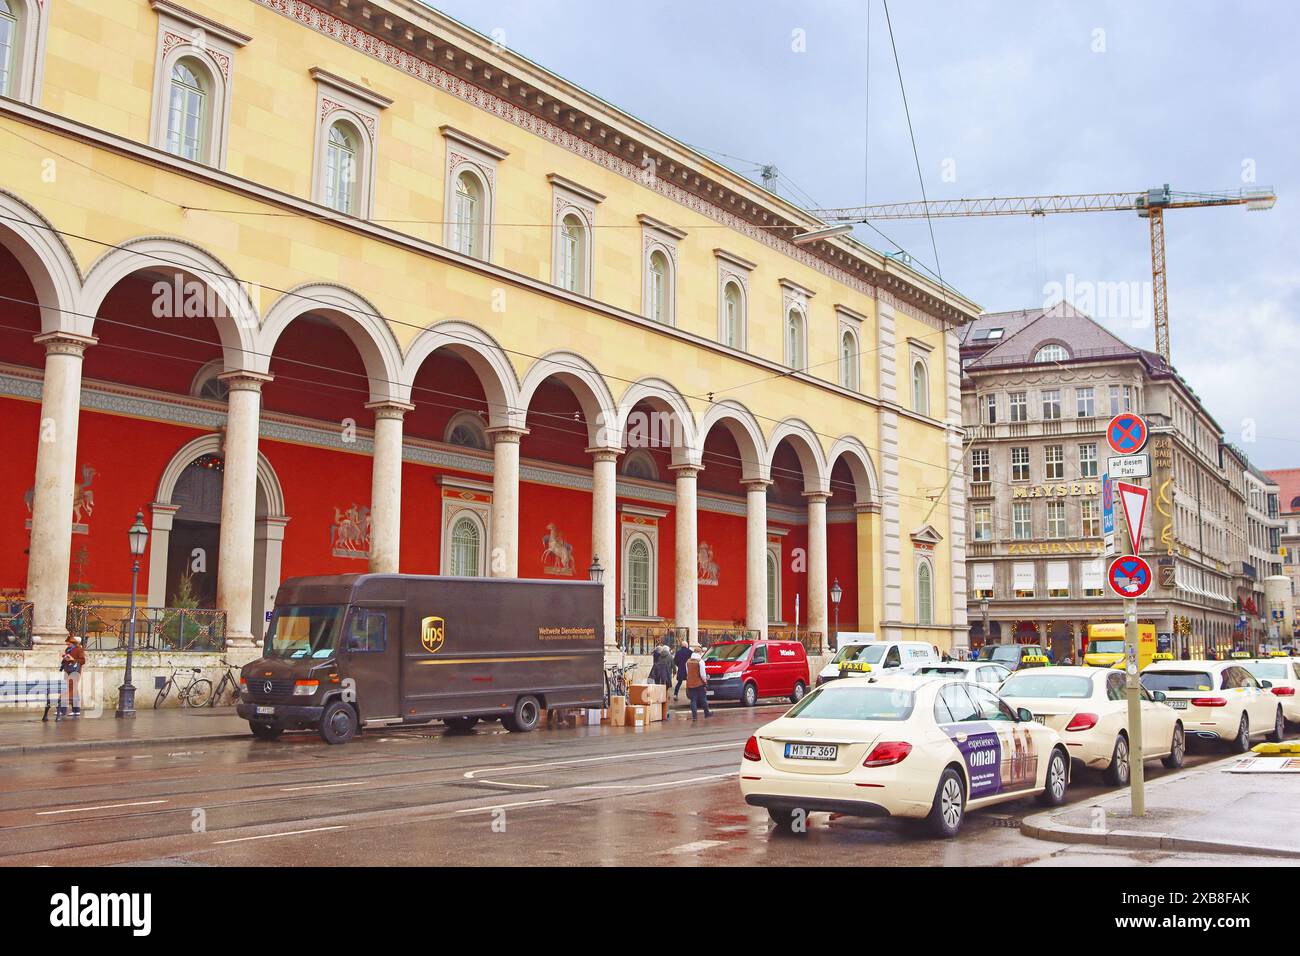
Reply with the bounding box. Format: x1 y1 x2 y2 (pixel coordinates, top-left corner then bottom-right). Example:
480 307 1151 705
1151 691 1167 703
1260 680 1273 689
1017 707 1033 723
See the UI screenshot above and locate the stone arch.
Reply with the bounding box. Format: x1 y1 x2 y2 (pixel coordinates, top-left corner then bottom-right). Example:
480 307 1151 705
827 435 880 504
614 378 699 466
401 320 522 429
695 400 768 481
80 237 258 368
0 190 82 334
154 434 285 516
519 351 618 449
765 418 829 494
258 283 405 403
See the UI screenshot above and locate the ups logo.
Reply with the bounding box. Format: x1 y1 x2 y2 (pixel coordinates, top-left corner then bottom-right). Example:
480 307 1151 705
420 616 445 654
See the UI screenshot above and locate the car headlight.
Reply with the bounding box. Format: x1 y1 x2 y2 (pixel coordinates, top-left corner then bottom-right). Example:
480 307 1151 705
292 680 319 696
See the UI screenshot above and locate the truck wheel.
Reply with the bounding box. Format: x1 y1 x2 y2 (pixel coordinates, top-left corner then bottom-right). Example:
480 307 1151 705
503 696 540 733
249 721 283 741
742 682 758 707
444 717 479 732
319 700 358 745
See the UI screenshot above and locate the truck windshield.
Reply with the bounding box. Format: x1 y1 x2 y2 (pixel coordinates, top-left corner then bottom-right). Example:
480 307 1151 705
705 643 750 662
833 644 887 664
1087 640 1125 655
265 605 344 660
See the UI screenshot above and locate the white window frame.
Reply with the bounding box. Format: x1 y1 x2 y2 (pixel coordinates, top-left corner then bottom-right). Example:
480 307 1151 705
715 249 755 350
1011 446 1031 482
549 174 603 296
971 448 990 483
1076 386 1095 418
0 0 49 105
1079 442 1098 479
1041 388 1062 420
622 530 658 618
1044 444 1065 481
148 1 249 168
785 306 807 370
780 279 814 370
1012 501 1033 540
984 393 998 424
915 558 934 626
1047 500 1067 539
439 478 493 577
911 357 930 415
446 510 487 578
1009 391 1028 422
640 216 685 326
1034 343 1070 363
836 305 867 392
443 410 490 451
309 69 389 219
972 505 992 542
1081 498 1101 537
442 126 508 262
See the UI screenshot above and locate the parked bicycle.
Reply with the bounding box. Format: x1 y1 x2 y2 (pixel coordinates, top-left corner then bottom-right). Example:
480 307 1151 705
154 667 213 709
210 658 242 706
604 660 638 703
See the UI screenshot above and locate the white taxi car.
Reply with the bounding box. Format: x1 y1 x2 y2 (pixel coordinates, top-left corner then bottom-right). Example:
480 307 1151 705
1238 657 1300 726
738 675 1069 838
916 661 1011 689
1141 660 1285 751
998 666 1183 785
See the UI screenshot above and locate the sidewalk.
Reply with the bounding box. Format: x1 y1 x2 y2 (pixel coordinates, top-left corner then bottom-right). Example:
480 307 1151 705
0 706 251 755
1022 753 1300 859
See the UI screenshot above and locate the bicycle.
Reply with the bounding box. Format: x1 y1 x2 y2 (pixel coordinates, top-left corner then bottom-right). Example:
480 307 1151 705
154 667 213 709
604 660 638 703
210 658 242 706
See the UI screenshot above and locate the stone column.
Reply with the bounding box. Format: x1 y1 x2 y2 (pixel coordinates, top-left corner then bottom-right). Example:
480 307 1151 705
589 447 620 650
366 400 414 574
216 371 271 647
145 503 181 608
806 491 830 649
26 331 96 644
488 427 526 577
744 479 771 639
855 502 881 634
671 465 700 644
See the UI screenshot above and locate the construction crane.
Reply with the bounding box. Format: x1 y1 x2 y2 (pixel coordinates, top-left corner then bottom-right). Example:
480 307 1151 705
802 186 1276 363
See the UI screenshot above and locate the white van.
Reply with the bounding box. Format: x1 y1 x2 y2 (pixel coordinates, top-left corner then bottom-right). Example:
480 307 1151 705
815 637 940 685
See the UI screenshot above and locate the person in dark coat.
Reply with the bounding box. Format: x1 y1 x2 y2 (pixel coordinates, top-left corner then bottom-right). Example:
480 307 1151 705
649 644 674 721
672 639 692 700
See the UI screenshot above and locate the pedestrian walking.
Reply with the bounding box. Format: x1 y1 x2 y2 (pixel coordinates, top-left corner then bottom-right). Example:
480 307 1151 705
686 645 711 720
649 643 673 720
672 639 692 700
57 635 85 721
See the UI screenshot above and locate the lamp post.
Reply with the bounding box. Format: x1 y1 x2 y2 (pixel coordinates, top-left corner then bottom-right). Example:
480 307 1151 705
587 555 603 583
981 598 990 660
829 578 842 652
116 511 149 719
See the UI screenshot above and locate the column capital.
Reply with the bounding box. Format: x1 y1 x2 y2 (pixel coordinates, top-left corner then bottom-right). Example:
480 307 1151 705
586 446 623 464
803 490 832 504
365 399 416 420
218 370 274 392
486 425 528 445
854 501 881 515
668 463 702 480
742 478 773 493
33 330 97 356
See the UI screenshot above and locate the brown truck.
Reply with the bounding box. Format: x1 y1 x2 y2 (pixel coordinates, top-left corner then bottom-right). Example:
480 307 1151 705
237 573 605 743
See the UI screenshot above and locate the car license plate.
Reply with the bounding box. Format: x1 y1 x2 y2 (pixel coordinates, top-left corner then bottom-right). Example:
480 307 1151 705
255 705 275 716
1167 699 1187 710
784 743 837 761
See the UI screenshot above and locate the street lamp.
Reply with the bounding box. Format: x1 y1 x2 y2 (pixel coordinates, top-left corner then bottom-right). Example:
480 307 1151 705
980 598 991 659
588 555 604 583
116 511 148 719
829 578 842 651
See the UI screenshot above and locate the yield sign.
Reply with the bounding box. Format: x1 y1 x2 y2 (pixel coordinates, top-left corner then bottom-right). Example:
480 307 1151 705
1116 480 1149 555
1108 555 1153 598
1107 413 1148 454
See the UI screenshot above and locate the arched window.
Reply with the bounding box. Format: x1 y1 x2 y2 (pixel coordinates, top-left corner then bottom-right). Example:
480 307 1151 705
190 360 229 402
911 359 929 415
445 412 488 451
448 514 483 577
785 308 805 369
323 121 359 215
625 536 652 616
916 560 933 625
766 550 780 622
452 171 484 257
165 58 209 161
840 329 858 390
722 282 742 348
648 250 670 324
558 214 586 293
620 450 659 481
0 0 17 97
1034 343 1070 363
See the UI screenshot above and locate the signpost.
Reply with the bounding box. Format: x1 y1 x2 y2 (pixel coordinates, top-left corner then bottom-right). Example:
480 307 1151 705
1107 454 1151 479
1102 473 1115 556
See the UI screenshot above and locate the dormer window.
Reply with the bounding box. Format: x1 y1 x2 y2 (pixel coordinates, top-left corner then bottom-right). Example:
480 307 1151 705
1034 343 1070 363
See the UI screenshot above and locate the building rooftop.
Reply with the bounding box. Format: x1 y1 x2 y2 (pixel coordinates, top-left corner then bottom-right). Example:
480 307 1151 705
1265 469 1300 514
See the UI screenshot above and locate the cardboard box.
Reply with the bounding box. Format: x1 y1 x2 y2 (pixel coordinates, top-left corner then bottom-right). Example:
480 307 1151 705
587 708 603 725
646 702 664 722
625 704 648 727
642 683 667 704
607 696 626 726
628 684 652 706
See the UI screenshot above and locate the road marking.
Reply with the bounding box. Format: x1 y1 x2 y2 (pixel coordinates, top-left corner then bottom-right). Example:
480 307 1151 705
667 840 726 854
463 742 740 780
482 781 548 789
574 772 736 791
74 754 154 763
36 800 168 815
279 781 370 792
454 799 552 814
213 825 347 845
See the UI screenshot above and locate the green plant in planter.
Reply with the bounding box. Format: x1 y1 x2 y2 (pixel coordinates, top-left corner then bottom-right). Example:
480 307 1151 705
162 573 202 649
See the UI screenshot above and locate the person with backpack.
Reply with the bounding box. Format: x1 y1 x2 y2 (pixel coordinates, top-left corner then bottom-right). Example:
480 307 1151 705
685 645 711 720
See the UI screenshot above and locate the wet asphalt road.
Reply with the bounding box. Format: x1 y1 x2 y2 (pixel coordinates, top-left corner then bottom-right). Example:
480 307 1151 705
1 704 1294 867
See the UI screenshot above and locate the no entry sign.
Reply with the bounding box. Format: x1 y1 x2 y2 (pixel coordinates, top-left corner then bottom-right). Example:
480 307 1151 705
1108 555 1153 598
1107 413 1148 455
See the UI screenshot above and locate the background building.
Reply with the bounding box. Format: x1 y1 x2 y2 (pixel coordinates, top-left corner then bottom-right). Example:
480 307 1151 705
1264 469 1300 642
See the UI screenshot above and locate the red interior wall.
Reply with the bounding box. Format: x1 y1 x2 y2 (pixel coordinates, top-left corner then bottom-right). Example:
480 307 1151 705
264 319 370 425
697 508 746 624
0 396 42 591
518 481 593 579
0 245 45 370
826 520 859 629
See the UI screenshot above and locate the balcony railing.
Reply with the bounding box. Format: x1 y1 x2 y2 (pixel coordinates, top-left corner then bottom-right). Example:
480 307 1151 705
0 602 32 649
614 623 818 655
67 605 227 652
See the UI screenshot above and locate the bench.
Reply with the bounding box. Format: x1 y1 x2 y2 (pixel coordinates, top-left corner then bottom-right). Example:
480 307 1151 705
0 675 66 720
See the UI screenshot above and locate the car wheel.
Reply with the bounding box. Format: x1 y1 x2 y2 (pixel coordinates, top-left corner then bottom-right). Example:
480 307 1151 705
1161 723 1185 769
249 721 282 741
789 681 807 704
502 696 540 733
1103 734 1131 787
1268 707 1285 743
1229 713 1251 753
925 768 965 838
318 700 358 745
1038 748 1069 806
767 807 808 835
444 716 479 733
742 682 758 707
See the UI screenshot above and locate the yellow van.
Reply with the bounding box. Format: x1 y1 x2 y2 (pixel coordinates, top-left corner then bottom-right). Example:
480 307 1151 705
1084 623 1157 669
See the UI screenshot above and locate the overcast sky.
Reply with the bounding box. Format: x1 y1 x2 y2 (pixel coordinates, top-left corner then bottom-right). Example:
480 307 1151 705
426 0 1298 469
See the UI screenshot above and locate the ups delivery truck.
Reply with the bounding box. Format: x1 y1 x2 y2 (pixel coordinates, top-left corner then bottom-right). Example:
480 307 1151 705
237 574 605 744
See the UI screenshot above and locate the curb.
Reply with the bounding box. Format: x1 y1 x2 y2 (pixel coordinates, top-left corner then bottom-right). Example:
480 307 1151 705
1020 755 1300 860
0 727 251 755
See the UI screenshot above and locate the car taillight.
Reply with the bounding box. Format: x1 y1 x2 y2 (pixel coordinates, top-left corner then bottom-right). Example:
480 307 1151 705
1272 687 1296 697
1064 713 1098 732
743 736 761 761
1191 697 1227 708
863 741 912 767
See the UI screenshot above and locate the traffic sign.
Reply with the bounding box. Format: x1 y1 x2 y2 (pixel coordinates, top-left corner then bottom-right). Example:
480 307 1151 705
1116 480 1149 555
1102 473 1115 555
1107 413 1149 455
1108 555 1153 598
1107 454 1150 479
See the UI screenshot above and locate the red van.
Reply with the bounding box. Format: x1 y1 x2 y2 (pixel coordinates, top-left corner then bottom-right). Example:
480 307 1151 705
703 639 810 707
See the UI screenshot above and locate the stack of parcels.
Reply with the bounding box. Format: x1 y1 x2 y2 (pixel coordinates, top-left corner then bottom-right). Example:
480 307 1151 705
601 684 668 726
